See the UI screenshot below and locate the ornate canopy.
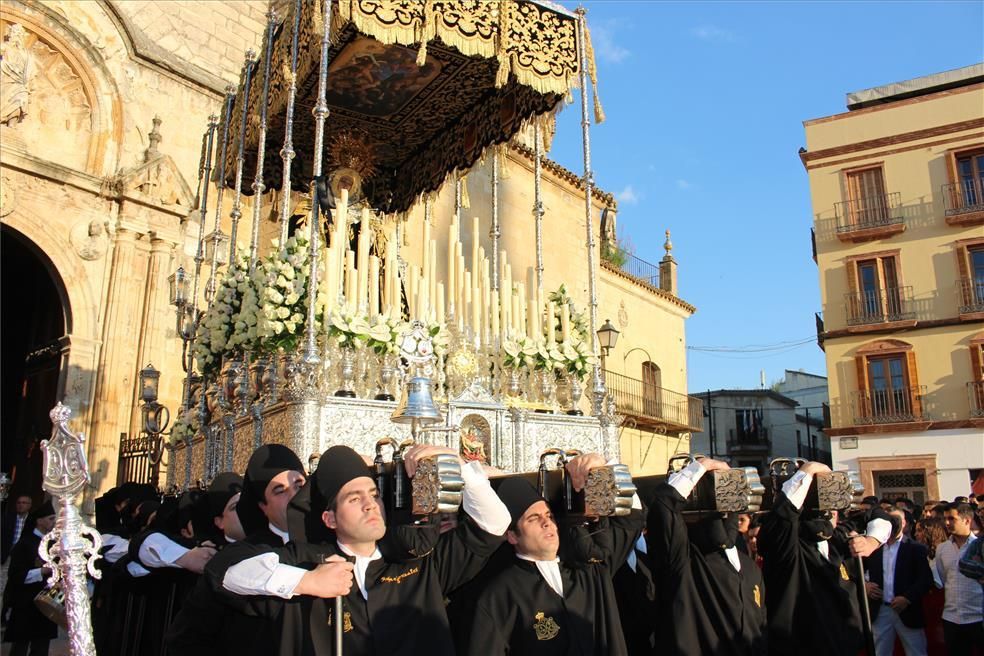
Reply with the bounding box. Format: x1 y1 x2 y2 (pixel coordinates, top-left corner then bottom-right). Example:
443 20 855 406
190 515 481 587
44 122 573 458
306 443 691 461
223 0 594 214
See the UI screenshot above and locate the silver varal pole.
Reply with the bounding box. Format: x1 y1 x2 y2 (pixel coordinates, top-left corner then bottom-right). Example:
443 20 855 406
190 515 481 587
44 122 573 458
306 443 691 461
302 0 332 364
533 122 545 298
228 49 257 263
278 0 302 247
249 8 277 270
490 147 500 292
575 9 605 418
39 403 102 656
205 91 235 303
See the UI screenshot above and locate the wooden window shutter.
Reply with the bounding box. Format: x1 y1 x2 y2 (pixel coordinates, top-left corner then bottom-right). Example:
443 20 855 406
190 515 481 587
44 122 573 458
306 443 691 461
905 351 922 418
971 344 984 382
855 354 869 422
956 244 970 281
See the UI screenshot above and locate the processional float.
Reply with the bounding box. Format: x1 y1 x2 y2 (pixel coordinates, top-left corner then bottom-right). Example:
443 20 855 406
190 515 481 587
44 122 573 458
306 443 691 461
163 0 619 487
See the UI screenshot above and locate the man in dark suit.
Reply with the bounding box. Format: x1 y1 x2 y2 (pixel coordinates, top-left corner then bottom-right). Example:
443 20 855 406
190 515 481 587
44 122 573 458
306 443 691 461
866 507 933 656
1 495 33 564
2 499 57 656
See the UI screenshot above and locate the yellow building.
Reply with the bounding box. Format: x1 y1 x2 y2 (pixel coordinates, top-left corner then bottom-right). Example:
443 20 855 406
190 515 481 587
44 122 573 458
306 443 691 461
804 64 984 502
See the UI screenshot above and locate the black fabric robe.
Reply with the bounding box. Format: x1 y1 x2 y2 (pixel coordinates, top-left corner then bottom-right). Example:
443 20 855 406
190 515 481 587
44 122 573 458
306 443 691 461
205 514 504 656
2 530 58 644
645 484 768 656
758 493 876 656
166 527 285 656
612 550 657 655
466 509 645 656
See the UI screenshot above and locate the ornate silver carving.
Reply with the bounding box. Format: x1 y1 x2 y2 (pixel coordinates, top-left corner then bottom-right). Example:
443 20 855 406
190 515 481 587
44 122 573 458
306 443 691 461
39 403 101 656
248 11 277 270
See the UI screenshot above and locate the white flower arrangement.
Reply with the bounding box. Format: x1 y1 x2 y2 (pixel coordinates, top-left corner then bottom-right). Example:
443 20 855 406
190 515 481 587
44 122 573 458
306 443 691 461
533 340 565 372
254 236 311 353
366 313 410 356
169 409 199 446
502 335 538 370
558 338 597 380
193 253 249 376
327 306 372 350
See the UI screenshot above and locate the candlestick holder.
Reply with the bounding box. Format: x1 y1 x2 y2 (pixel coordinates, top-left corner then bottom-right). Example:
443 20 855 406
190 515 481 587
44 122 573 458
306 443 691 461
374 352 397 401
568 374 585 416
334 346 358 398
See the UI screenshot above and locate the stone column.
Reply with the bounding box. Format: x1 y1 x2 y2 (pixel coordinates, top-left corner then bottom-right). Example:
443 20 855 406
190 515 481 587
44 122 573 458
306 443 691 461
87 228 147 493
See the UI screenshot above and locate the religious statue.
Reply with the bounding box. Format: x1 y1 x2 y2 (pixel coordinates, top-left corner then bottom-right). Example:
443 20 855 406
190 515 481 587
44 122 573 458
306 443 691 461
1 24 35 127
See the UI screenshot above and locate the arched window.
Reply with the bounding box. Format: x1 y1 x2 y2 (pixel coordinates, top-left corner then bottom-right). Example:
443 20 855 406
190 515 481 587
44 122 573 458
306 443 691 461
641 361 661 418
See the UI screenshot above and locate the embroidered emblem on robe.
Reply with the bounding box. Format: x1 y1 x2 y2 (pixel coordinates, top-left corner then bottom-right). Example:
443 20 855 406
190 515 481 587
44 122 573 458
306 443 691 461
328 609 354 633
840 563 850 581
533 611 560 640
753 584 761 608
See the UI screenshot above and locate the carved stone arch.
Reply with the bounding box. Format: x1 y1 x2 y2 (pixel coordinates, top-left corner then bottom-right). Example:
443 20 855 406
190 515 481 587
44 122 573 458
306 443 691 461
0 5 123 176
855 339 914 355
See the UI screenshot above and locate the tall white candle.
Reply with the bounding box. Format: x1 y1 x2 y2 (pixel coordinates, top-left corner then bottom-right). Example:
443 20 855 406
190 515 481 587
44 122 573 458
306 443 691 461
561 303 571 344
436 283 445 323
368 255 380 317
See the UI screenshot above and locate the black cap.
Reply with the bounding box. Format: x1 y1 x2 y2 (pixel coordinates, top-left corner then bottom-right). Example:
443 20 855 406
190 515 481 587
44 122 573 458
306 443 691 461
313 445 372 513
207 472 244 518
239 444 304 536
495 478 545 525
29 498 55 522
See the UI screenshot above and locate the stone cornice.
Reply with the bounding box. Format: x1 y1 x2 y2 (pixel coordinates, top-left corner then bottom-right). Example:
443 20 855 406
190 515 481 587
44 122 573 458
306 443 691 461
508 141 617 208
601 261 697 315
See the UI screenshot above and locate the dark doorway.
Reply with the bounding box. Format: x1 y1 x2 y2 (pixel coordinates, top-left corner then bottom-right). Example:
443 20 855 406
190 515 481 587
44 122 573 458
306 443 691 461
1 226 68 502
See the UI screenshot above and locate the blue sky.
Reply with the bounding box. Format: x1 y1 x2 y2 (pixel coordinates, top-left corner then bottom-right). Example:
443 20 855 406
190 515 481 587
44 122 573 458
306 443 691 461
547 0 984 393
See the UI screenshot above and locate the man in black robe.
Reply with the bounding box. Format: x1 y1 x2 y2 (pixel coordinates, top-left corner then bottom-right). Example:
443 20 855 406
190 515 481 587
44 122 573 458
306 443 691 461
166 448 310 656
645 457 768 656
758 460 893 656
2 499 57 656
467 452 646 655
210 443 510 655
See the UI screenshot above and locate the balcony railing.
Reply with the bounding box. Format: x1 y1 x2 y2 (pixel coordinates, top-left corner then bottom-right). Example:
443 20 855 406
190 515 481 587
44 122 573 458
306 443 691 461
604 370 703 432
850 385 926 425
958 277 984 314
602 247 660 289
942 180 984 217
835 192 903 234
969 381 984 418
727 428 769 452
815 312 825 350
844 286 915 325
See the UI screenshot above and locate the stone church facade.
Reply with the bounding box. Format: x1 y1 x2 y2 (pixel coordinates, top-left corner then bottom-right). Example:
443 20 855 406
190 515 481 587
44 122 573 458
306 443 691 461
0 1 270 504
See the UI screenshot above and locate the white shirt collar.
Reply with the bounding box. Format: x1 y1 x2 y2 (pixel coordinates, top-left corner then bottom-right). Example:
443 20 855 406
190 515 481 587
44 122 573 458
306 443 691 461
32 528 44 539
268 523 290 545
516 552 564 597
337 542 383 600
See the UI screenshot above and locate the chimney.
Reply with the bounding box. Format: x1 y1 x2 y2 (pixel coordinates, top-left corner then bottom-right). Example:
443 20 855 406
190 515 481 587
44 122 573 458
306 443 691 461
659 229 677 295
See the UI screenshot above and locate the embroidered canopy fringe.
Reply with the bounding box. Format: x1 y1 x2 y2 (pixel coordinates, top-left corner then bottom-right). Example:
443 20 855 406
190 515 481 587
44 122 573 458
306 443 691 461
334 0 580 98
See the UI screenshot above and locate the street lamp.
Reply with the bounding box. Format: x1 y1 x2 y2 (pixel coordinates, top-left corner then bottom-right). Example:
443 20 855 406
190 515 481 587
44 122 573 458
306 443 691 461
596 318 620 366
139 364 171 472
204 229 231 267
168 266 190 308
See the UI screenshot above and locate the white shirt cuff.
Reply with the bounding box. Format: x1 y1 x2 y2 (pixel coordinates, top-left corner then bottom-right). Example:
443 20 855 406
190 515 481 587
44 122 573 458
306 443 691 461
781 470 814 510
460 460 511 536
101 534 130 564
24 568 44 585
667 460 706 499
222 552 307 599
866 517 892 546
139 533 190 568
126 561 151 577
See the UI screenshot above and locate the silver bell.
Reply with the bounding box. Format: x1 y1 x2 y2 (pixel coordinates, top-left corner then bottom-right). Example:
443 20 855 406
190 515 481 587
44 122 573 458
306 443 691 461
391 376 443 439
